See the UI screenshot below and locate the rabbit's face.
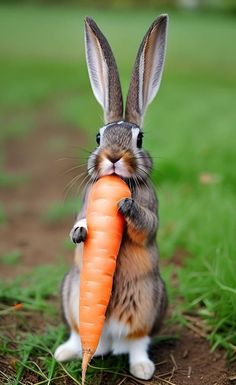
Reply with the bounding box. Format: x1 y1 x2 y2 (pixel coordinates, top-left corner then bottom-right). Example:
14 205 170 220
88 121 152 182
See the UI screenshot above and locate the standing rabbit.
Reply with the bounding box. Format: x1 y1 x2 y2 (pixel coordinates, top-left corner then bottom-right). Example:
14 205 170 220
54 15 168 381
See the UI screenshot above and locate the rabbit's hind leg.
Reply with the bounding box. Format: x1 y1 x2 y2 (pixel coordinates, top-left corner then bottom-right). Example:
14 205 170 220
54 331 82 362
54 327 111 362
54 267 82 362
112 336 155 380
128 336 155 380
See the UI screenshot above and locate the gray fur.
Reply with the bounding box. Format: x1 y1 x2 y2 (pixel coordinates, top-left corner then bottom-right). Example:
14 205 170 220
118 197 158 241
103 124 132 150
58 15 169 379
66 126 167 336
125 14 168 126
85 17 123 124
88 123 153 180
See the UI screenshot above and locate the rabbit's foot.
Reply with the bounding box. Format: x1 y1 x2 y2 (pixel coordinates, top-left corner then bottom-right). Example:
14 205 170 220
71 226 87 244
54 333 82 362
130 359 155 380
118 198 134 217
128 336 154 380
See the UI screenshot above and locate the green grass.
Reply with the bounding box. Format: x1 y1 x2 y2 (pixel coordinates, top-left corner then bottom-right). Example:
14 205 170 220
0 264 127 384
0 170 29 188
0 250 22 265
0 203 7 224
0 4 236 383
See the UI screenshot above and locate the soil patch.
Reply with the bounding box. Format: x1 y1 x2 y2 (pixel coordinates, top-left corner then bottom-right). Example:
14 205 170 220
0 107 87 278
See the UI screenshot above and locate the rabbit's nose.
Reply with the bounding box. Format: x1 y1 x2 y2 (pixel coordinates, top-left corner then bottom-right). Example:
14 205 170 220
107 154 121 164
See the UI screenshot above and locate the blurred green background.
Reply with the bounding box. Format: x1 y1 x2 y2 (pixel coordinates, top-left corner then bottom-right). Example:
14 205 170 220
0 1 236 383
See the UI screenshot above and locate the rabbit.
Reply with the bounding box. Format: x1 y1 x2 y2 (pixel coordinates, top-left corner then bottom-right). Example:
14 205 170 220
54 15 168 381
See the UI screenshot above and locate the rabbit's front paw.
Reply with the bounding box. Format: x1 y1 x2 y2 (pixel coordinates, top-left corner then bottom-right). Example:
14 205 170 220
118 198 135 217
71 227 87 244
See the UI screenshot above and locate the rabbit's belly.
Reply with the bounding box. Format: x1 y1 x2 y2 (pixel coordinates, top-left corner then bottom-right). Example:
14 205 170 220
106 268 156 338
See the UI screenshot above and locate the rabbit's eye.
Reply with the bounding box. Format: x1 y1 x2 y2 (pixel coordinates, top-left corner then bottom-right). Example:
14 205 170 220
137 132 143 148
96 133 101 145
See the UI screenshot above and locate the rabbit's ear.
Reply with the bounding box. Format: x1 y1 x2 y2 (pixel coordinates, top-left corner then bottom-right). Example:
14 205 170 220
125 15 168 127
84 17 123 124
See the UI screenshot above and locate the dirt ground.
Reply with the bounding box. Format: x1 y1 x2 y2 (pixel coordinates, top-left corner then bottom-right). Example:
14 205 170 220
0 108 235 385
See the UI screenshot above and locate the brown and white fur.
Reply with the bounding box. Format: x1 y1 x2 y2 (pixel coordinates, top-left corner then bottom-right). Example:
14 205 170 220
54 15 168 381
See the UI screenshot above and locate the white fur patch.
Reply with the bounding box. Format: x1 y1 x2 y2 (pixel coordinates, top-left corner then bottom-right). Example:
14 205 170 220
107 319 129 339
130 359 155 380
54 331 82 362
115 158 131 178
99 125 107 141
131 127 141 151
100 158 114 176
112 338 130 355
128 336 155 380
73 218 87 230
128 336 150 363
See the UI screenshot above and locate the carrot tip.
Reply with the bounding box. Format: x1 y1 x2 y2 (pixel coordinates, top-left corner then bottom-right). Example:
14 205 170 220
82 350 93 385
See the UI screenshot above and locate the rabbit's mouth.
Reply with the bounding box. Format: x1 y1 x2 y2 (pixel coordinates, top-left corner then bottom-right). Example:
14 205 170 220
92 148 136 179
99 157 132 179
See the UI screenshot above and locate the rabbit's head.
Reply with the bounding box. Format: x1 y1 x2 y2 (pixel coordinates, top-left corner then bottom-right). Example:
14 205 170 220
84 16 168 184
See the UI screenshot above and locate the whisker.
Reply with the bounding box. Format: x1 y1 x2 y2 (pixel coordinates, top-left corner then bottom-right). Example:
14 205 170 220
63 164 95 201
57 153 96 162
63 163 88 175
63 173 86 202
66 145 95 155
137 167 157 192
81 168 99 198
75 172 92 199
137 166 150 177
136 173 149 192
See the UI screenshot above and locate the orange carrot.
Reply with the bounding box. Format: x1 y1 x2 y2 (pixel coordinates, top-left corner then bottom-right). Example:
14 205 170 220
79 175 131 384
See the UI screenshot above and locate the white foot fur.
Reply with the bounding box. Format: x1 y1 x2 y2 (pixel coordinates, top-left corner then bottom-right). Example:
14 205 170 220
130 359 155 380
128 336 155 380
54 330 111 362
54 332 82 362
54 343 81 362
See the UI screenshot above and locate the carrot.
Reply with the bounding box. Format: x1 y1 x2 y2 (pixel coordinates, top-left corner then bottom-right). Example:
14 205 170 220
79 175 131 384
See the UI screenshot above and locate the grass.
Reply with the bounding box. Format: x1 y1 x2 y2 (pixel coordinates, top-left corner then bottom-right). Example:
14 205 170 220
0 264 175 385
0 170 29 188
0 264 135 384
0 203 7 224
0 3 236 384
0 250 22 265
